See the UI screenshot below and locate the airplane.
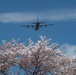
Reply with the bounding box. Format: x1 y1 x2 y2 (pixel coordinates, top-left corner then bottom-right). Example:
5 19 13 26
20 17 54 31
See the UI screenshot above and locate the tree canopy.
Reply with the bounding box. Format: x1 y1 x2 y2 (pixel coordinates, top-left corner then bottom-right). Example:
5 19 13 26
0 36 76 75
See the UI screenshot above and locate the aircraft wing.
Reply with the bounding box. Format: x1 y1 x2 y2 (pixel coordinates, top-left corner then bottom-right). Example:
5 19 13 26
40 24 54 27
19 25 35 28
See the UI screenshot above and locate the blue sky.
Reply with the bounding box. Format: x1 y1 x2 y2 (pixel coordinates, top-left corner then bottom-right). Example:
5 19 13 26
0 0 76 57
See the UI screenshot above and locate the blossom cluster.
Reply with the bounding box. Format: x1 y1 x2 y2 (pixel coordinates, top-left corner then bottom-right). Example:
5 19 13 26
0 36 76 75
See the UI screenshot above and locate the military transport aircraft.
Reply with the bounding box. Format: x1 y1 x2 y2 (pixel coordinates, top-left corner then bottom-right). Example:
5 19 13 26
20 17 54 31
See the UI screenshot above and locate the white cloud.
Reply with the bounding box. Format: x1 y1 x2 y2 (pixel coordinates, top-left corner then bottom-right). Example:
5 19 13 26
0 9 76 23
59 43 76 58
0 12 37 23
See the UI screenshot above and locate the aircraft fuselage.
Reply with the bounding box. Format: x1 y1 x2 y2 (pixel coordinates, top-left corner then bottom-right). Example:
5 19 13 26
35 23 40 31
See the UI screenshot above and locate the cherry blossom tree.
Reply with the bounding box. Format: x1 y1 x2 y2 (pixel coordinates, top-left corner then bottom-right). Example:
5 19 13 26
0 36 76 75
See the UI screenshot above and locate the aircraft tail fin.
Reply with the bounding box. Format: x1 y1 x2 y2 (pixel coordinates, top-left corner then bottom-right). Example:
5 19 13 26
37 17 39 23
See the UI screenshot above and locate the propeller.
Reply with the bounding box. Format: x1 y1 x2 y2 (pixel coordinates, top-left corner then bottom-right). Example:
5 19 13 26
40 25 42 27
45 25 47 27
27 26 29 28
31 26 34 28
